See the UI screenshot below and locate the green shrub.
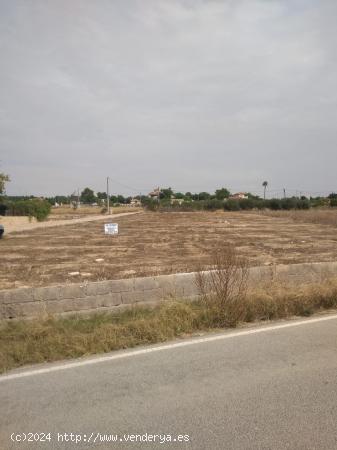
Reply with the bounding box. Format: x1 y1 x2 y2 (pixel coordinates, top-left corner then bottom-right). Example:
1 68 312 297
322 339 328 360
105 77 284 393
280 198 297 210
268 199 282 210
224 199 241 211
7 199 51 221
0 204 7 216
142 198 159 211
203 199 224 210
238 198 255 210
297 198 310 209
310 197 327 208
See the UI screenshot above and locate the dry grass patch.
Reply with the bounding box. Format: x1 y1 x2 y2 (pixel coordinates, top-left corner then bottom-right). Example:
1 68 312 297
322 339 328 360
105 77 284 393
195 244 337 325
261 209 337 227
0 302 214 374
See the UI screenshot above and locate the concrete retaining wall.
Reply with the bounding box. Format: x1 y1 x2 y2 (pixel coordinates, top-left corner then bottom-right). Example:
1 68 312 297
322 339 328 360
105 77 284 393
1 261 337 320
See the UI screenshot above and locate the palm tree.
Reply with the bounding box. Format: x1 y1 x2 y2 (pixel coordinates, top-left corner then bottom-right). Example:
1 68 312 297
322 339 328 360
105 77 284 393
262 181 268 200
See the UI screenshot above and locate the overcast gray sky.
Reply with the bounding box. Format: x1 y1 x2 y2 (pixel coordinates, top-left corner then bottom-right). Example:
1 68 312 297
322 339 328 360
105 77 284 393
1 0 336 198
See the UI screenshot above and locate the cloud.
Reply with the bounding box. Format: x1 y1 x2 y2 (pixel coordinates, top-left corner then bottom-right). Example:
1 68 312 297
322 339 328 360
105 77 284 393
0 0 336 197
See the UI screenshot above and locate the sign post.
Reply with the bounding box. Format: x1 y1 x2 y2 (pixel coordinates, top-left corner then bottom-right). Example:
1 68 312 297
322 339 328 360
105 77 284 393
104 223 118 235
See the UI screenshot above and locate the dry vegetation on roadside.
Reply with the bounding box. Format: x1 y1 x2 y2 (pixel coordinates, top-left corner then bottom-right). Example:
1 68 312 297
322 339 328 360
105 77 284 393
196 244 337 326
196 244 250 327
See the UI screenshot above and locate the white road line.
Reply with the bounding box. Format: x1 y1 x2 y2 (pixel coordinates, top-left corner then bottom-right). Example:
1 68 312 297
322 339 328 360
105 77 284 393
1 313 337 383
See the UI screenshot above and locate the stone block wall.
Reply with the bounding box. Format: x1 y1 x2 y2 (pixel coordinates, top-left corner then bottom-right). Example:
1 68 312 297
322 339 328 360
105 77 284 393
1 262 337 320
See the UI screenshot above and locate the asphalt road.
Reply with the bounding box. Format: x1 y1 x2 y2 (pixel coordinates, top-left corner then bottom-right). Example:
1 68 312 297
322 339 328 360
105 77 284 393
1 314 337 450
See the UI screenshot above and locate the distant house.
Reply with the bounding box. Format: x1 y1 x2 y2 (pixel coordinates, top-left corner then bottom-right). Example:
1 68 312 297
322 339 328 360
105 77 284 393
148 187 161 200
130 198 141 207
230 192 248 200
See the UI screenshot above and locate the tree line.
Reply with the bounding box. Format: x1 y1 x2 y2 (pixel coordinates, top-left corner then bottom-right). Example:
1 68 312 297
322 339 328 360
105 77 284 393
1 172 337 220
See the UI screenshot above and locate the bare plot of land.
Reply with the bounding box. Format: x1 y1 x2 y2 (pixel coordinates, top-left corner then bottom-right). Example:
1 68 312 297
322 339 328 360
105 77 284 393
1 211 337 290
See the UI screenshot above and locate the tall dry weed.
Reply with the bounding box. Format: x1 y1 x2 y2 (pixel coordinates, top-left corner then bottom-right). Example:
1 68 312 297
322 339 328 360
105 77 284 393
195 244 249 327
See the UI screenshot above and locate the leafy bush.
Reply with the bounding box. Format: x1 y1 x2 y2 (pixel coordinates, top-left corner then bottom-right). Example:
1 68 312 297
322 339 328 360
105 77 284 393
296 198 310 209
141 197 159 211
238 198 255 210
0 204 7 216
7 199 51 221
224 199 241 211
203 199 224 210
310 197 327 208
281 198 297 210
268 199 282 210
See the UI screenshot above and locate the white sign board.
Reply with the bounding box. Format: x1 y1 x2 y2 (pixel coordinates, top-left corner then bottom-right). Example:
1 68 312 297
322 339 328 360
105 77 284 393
104 223 118 235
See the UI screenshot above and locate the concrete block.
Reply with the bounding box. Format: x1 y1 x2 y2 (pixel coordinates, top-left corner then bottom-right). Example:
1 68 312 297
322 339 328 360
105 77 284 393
121 290 145 304
2 302 46 319
315 262 337 281
59 284 87 299
157 274 178 297
0 304 13 319
109 279 135 293
46 295 123 315
45 299 76 314
0 304 7 319
71 297 98 312
275 264 311 285
8 288 35 304
0 290 13 304
86 281 113 296
34 286 60 302
174 273 198 297
46 297 104 314
142 288 164 302
85 293 122 308
134 277 160 291
248 266 276 286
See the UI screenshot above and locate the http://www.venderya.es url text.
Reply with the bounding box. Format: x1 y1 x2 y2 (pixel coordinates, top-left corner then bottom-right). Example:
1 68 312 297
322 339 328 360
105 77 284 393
10 432 191 445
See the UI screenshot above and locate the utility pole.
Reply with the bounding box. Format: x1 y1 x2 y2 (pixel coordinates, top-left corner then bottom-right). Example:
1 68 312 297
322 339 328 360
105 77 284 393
107 177 110 215
283 188 286 199
77 188 80 209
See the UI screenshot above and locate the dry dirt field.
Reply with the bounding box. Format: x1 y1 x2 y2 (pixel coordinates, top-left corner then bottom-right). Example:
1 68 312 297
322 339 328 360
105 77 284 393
1 210 337 290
